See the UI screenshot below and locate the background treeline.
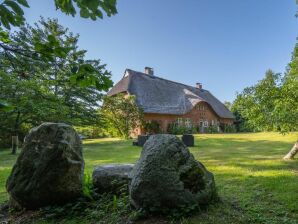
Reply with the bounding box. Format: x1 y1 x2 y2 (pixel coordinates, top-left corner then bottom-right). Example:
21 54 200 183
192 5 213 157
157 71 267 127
228 49 297 133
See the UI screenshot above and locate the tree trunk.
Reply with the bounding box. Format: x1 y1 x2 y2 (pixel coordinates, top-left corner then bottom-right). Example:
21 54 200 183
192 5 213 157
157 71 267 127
283 140 298 160
11 111 20 155
11 136 18 154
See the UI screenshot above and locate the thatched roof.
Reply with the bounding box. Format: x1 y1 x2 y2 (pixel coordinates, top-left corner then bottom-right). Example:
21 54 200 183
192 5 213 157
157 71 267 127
108 69 234 119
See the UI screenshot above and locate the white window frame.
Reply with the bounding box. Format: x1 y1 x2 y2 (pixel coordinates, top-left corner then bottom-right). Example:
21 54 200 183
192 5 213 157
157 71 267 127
185 118 192 128
199 119 203 127
177 118 183 126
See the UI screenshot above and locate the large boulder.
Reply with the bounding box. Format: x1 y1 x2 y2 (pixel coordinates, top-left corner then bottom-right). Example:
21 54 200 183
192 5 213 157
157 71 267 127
129 134 216 212
6 123 84 209
92 164 134 195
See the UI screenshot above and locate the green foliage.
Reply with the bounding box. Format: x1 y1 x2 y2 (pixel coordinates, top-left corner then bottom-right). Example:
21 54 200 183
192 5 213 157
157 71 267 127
54 0 117 20
143 120 161 134
231 109 253 132
0 0 117 120
205 125 219 133
0 0 29 29
101 94 144 139
0 27 11 43
223 101 232 110
0 1 116 91
167 122 196 135
82 174 93 200
0 0 117 29
40 193 130 223
0 18 112 147
232 64 297 133
273 43 298 133
0 101 14 112
221 124 236 133
167 123 184 134
74 126 108 139
232 70 284 132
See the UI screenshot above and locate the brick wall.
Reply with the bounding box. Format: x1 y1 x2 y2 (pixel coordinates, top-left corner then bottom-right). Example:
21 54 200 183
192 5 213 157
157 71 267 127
139 101 234 134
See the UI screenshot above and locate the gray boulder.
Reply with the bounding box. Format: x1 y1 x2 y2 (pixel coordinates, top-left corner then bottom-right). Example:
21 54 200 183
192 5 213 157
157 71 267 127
6 123 84 209
93 164 134 194
129 134 216 212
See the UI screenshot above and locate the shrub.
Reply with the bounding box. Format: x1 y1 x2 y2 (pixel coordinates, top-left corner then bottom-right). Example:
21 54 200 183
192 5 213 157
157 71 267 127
167 123 196 135
222 124 237 133
101 94 144 139
205 125 219 133
143 120 161 134
74 126 108 139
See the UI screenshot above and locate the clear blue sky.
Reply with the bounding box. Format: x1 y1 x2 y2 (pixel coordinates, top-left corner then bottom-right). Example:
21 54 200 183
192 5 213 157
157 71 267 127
24 0 297 102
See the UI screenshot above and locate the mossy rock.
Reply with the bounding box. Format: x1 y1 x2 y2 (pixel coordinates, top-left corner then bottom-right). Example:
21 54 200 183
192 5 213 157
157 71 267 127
129 134 217 212
6 123 84 209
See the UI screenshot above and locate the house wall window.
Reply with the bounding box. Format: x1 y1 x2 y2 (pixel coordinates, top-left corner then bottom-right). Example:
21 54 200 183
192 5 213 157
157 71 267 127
185 118 192 128
198 105 206 111
199 119 203 127
177 118 183 126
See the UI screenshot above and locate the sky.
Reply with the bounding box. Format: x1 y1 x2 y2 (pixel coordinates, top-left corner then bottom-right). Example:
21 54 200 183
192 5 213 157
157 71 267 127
24 0 297 102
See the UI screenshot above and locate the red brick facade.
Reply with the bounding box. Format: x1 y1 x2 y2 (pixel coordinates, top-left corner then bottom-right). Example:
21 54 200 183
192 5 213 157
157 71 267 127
135 101 234 135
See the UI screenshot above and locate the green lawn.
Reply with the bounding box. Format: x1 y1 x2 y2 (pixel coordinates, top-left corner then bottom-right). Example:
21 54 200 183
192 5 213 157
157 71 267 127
0 133 298 223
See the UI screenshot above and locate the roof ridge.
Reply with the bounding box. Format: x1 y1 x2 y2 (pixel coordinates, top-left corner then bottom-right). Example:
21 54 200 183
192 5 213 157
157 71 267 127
127 69 207 92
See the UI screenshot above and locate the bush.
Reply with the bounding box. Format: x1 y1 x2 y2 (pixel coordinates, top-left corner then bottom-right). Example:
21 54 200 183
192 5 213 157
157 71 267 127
222 124 237 133
74 126 108 139
143 120 161 134
205 125 219 133
167 123 196 135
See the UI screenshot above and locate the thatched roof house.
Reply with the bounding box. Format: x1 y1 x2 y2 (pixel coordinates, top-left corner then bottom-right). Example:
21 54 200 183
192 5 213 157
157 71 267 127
108 68 234 134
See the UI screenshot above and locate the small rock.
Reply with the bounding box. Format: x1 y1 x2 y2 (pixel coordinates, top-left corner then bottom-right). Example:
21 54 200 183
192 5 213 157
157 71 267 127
92 164 134 194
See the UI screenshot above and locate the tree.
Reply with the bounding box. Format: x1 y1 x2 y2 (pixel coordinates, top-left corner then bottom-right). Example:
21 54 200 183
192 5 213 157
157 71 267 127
232 67 298 159
230 106 252 133
0 0 118 111
101 94 143 139
275 44 298 159
0 71 60 153
0 18 113 153
232 70 282 132
223 101 232 110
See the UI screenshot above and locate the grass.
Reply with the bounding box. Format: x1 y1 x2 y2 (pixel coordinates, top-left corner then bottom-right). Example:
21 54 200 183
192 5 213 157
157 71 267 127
0 132 298 223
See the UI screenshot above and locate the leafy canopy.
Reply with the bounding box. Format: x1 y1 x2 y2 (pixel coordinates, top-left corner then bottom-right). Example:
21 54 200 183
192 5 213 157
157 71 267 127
0 0 117 110
232 65 298 133
0 18 112 146
0 0 117 29
101 94 144 139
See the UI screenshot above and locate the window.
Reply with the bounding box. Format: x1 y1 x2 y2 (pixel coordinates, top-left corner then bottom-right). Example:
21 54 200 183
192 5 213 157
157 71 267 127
177 118 183 126
199 119 203 127
203 120 209 127
198 105 205 111
198 105 204 111
185 118 192 128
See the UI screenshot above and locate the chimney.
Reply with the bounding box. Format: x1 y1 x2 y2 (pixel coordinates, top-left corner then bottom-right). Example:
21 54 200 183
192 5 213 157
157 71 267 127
196 82 202 89
144 67 154 75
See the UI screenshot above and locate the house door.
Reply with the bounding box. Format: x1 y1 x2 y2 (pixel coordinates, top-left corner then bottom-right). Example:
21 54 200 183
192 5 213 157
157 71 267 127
199 121 204 133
